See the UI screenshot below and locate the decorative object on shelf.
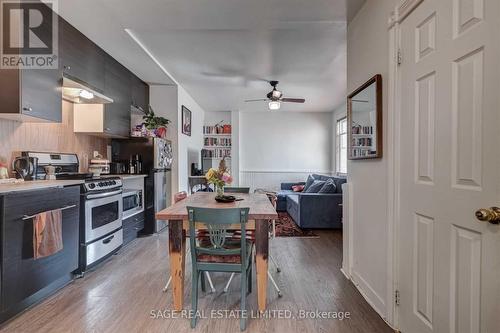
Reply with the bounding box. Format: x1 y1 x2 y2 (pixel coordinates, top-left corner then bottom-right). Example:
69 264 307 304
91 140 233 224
135 105 170 138
0 156 8 179
182 105 192 136
347 74 383 160
205 158 233 198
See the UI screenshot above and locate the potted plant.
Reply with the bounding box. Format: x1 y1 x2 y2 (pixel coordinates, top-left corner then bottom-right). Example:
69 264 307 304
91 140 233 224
142 105 171 138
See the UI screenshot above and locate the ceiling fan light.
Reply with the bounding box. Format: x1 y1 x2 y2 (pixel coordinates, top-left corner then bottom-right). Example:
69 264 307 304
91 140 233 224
272 90 282 99
268 101 281 110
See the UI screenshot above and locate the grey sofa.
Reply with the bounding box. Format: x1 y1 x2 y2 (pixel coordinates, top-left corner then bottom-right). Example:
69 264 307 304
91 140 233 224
276 174 346 229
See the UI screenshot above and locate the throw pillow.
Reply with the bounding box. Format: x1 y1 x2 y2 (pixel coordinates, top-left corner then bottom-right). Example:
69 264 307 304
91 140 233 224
292 184 305 192
303 175 316 192
318 179 337 193
305 180 326 193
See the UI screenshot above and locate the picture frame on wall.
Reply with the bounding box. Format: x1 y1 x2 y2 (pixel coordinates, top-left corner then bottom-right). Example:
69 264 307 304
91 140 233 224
182 105 192 136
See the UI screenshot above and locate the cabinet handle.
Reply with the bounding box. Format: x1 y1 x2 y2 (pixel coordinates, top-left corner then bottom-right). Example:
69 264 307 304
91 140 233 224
23 107 33 112
22 204 77 220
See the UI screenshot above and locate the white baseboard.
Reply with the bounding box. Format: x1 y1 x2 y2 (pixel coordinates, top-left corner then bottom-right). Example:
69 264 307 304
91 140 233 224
351 269 387 320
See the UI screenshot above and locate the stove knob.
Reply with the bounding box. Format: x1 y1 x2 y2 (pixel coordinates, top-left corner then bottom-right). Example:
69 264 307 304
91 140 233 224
88 183 96 189
111 180 117 185
98 182 104 187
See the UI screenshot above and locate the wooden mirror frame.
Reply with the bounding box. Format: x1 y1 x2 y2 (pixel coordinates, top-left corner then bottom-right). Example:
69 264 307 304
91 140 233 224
347 74 383 160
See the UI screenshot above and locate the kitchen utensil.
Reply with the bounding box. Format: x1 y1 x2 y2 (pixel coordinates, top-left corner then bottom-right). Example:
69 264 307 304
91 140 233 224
44 165 57 180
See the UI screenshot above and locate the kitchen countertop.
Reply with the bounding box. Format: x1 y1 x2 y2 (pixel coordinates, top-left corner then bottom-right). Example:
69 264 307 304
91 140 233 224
0 179 85 194
104 174 147 180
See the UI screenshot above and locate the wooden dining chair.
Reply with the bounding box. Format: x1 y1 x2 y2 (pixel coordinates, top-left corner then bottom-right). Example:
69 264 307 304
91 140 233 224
222 188 282 297
187 206 253 331
162 192 216 293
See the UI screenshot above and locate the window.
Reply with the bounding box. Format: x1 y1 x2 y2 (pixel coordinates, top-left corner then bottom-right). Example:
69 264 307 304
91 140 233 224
336 117 348 175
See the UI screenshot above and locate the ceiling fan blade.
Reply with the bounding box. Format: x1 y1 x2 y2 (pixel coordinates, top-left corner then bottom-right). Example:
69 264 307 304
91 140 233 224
281 98 305 103
244 99 268 102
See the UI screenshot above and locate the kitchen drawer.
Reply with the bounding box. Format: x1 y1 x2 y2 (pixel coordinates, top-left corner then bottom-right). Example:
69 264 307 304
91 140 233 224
123 213 144 246
86 228 123 266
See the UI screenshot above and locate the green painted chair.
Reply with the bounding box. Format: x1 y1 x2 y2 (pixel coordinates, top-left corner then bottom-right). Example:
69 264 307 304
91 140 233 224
187 206 253 331
224 186 251 194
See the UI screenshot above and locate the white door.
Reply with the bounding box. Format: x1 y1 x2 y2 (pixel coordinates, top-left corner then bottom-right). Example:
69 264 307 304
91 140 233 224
397 0 500 332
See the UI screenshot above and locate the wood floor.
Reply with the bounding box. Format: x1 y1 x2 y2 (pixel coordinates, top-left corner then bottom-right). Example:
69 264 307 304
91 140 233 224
1 230 393 333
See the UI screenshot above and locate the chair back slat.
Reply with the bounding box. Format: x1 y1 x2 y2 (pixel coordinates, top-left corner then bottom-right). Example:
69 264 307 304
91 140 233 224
187 207 250 268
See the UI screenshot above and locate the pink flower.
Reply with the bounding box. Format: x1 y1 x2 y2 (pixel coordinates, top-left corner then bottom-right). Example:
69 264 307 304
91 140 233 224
222 173 233 184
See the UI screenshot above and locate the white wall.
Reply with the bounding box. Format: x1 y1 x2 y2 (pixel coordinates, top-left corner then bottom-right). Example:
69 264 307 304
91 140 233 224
177 85 205 192
150 85 205 195
150 85 179 197
204 111 231 125
346 0 397 323
239 111 333 190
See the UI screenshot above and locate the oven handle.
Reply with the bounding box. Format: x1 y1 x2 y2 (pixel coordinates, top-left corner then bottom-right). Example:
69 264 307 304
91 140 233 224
102 235 115 244
86 189 122 200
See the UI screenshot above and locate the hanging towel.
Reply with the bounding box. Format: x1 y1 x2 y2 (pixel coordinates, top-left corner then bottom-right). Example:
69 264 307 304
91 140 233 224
33 209 63 259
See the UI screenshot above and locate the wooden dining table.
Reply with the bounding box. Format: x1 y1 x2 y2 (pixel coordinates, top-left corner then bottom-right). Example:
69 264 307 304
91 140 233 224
156 191 278 312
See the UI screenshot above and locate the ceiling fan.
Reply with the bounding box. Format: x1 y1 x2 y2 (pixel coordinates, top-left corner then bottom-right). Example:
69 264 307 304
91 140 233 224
245 81 306 110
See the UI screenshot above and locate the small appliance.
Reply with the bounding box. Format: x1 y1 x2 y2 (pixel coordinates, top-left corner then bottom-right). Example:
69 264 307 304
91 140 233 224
12 156 38 180
122 189 143 219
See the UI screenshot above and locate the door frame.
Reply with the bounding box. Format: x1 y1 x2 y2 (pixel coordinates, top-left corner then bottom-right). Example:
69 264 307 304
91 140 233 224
386 0 427 330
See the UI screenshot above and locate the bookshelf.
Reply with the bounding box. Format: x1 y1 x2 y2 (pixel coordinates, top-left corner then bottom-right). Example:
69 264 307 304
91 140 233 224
202 123 232 172
351 125 374 158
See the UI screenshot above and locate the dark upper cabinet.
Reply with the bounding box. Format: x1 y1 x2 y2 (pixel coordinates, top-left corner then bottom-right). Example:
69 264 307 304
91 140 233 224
131 75 149 112
104 57 131 137
59 17 105 92
0 4 62 122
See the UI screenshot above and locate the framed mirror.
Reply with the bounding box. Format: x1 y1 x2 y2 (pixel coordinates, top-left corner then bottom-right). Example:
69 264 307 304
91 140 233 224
347 74 383 160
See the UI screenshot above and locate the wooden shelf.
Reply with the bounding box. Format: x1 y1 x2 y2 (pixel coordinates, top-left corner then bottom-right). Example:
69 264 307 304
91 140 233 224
203 146 231 149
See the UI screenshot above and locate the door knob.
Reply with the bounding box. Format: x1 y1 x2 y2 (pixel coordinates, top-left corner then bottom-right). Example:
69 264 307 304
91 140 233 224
475 207 500 224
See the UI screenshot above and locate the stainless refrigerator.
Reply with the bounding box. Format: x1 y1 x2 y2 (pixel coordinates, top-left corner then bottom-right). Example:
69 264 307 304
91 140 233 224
111 137 173 233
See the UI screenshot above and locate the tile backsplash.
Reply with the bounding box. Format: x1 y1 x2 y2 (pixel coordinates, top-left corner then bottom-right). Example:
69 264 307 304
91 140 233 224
0 101 108 176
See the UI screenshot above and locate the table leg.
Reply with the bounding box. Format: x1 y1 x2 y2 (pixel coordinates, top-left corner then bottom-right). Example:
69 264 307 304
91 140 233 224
168 220 185 310
255 219 269 312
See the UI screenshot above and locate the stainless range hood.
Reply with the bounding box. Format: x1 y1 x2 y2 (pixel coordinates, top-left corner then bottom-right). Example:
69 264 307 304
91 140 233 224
62 76 114 104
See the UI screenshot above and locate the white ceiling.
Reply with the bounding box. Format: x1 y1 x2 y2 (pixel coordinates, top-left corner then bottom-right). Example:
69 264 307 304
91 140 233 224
59 0 351 113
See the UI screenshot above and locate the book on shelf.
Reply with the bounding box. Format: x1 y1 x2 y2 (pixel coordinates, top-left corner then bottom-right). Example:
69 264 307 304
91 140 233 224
352 125 373 135
202 148 231 159
351 137 372 147
203 124 232 134
351 148 376 157
204 137 231 147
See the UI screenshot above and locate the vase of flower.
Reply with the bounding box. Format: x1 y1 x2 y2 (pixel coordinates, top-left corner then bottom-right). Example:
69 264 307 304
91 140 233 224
205 158 232 199
215 183 224 197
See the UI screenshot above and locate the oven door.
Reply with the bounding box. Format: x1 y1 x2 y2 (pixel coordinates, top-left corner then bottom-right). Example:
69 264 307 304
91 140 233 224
84 190 123 243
